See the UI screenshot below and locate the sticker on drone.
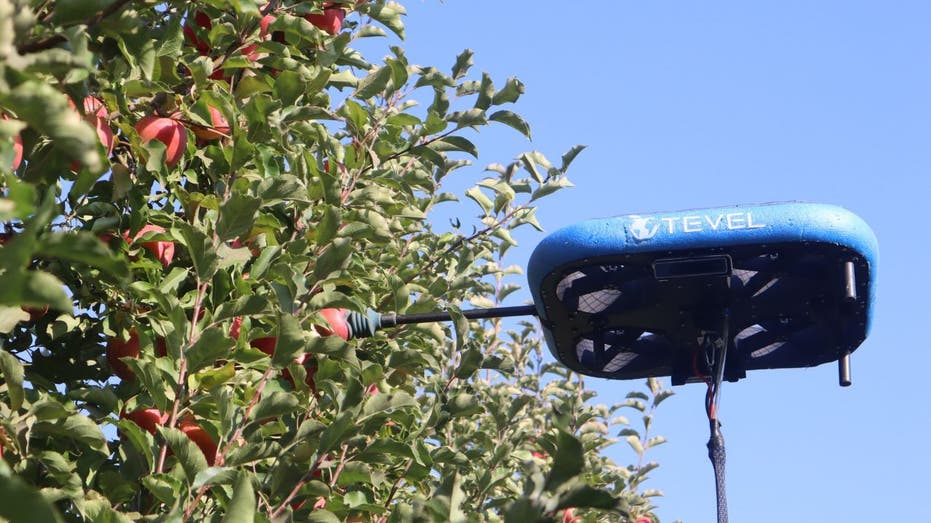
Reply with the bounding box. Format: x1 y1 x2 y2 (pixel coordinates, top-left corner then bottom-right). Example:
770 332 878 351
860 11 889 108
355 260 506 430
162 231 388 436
627 212 767 242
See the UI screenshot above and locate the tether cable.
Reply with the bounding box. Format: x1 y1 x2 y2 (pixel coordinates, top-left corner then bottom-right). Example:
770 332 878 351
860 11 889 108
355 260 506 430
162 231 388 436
704 309 730 523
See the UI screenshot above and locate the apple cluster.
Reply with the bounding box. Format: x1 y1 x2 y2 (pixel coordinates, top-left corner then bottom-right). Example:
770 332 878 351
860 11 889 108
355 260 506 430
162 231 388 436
114 308 353 464
3 3 361 175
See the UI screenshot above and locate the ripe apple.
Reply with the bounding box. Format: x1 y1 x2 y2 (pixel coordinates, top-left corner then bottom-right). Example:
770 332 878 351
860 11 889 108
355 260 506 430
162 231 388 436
252 336 318 392
135 114 187 168
250 336 277 356
229 316 243 340
182 11 213 54
23 305 49 322
305 3 345 35
122 408 167 435
125 224 175 267
1 114 23 170
315 308 350 340
179 421 217 465
107 330 141 380
562 508 580 523
191 105 230 141
70 96 114 161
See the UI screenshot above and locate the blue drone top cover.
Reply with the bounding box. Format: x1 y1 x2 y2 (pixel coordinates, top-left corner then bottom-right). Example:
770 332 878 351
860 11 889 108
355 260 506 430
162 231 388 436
527 202 878 384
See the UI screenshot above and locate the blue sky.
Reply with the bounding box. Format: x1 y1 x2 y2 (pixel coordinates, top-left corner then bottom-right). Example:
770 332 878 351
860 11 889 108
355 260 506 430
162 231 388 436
378 1 931 521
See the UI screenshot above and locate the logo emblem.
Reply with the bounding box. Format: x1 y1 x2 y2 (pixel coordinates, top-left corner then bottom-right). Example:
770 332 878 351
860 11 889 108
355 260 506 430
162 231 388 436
628 215 659 241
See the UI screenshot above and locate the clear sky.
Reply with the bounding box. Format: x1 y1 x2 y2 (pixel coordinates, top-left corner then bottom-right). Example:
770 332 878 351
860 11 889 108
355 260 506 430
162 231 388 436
375 1 929 521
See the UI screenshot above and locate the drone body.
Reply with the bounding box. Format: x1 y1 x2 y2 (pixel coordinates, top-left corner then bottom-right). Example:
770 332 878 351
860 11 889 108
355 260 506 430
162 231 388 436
527 202 878 385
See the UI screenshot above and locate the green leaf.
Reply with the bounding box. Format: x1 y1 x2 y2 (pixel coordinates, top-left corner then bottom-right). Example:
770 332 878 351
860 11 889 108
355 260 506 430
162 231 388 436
0 350 25 410
220 472 256 523
2 83 100 172
355 66 393 99
271 313 306 366
36 231 129 281
555 484 619 511
258 174 307 202
0 461 65 523
449 108 487 128
0 270 72 315
176 222 218 280
451 49 474 79
50 0 114 26
454 347 483 379
217 194 261 242
465 187 493 215
141 474 184 506
365 1 407 40
474 73 494 110
186 326 235 373
433 136 477 157
161 426 209 482
304 510 340 523
250 391 299 422
316 206 341 247
313 238 352 280
560 144 587 171
530 177 574 201
545 430 585 491
214 296 269 322
492 77 525 105
489 110 531 139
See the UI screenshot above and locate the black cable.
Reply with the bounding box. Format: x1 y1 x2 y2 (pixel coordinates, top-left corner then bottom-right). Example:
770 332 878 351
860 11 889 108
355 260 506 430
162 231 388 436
705 309 730 523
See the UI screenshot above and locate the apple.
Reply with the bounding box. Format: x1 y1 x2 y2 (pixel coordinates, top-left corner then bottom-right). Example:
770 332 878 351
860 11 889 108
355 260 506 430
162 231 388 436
315 308 350 340
191 105 230 141
23 305 49 322
1 114 23 170
251 336 318 392
70 96 114 159
250 336 277 356
125 224 175 267
562 508 580 523
122 408 167 435
182 11 213 54
305 3 345 35
107 330 141 380
229 316 243 340
135 114 187 168
179 421 217 465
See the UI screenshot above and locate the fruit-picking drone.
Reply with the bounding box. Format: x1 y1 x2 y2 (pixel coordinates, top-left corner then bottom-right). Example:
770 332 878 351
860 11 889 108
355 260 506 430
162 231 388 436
323 202 878 523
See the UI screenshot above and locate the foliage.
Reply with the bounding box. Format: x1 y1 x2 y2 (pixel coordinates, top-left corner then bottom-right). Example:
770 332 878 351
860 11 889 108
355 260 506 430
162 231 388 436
0 1 670 521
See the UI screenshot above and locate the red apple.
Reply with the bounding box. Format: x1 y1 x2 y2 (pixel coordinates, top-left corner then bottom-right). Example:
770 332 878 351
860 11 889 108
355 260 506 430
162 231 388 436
305 4 345 35
2 114 23 170
230 316 243 340
23 305 49 322
155 337 168 357
135 115 187 168
250 336 277 356
107 330 141 380
191 105 230 141
125 224 175 267
183 11 213 54
315 308 350 340
122 408 167 435
562 508 580 523
180 421 217 465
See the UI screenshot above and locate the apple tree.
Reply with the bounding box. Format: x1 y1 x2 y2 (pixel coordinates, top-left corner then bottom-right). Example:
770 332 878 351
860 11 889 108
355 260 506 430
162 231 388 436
0 1 671 521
